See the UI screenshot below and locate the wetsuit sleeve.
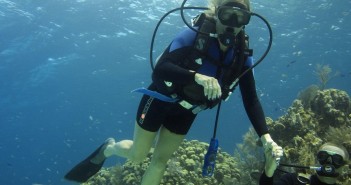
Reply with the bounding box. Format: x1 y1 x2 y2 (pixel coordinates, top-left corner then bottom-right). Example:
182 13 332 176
153 28 197 85
259 172 299 185
153 47 196 85
238 66 269 137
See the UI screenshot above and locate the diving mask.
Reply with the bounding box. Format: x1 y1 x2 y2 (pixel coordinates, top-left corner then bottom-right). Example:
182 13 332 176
215 4 251 47
217 6 251 27
317 150 345 168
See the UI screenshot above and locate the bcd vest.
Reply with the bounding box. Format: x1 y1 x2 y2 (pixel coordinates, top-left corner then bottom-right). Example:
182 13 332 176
153 13 253 109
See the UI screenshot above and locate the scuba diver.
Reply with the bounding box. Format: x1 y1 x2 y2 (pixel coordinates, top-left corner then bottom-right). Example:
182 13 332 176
260 142 350 185
64 0 283 184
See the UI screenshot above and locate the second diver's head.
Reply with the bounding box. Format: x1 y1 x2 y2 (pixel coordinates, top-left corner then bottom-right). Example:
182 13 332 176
316 142 349 183
208 0 251 47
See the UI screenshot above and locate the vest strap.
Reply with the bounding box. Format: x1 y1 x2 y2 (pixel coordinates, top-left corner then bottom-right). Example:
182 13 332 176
132 88 207 114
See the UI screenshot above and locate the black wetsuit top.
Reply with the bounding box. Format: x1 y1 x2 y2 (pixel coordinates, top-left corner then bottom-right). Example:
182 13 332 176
152 27 269 137
259 172 337 185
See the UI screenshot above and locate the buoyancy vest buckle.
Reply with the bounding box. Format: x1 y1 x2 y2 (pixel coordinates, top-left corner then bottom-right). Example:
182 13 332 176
172 94 207 114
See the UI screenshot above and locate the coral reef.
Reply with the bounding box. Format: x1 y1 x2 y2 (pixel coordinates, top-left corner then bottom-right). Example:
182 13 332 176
297 84 320 109
83 140 241 185
311 89 350 126
82 88 351 185
82 166 124 185
224 88 351 184
267 88 351 184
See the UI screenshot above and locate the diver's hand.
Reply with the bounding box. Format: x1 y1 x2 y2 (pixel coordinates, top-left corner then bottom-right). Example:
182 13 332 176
194 73 222 100
261 134 284 177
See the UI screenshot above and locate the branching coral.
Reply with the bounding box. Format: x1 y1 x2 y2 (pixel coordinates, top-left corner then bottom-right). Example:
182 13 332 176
232 128 265 185
325 126 351 151
313 64 332 90
297 85 320 109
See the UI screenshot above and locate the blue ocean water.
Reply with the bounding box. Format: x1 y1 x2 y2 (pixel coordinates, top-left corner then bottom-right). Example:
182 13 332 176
0 0 350 184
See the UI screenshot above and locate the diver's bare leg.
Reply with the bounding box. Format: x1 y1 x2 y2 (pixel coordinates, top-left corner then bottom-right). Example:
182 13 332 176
104 122 157 163
141 126 185 185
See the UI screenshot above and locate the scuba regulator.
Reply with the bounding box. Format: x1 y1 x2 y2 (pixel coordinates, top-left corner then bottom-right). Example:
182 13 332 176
279 162 344 184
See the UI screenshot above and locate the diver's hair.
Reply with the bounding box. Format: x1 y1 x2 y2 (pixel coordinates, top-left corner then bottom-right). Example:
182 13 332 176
319 142 350 162
205 0 251 16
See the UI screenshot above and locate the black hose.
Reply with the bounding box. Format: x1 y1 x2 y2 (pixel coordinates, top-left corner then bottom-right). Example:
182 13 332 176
232 12 273 82
279 163 311 170
149 6 207 71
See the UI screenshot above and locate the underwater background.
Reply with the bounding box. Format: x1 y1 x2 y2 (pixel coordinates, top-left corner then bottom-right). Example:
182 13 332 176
0 0 350 184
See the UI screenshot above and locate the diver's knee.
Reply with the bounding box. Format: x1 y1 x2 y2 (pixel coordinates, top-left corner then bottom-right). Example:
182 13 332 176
152 155 169 165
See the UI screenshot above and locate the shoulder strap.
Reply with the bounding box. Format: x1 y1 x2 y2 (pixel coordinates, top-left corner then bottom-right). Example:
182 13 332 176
183 14 220 69
221 30 252 100
192 13 216 53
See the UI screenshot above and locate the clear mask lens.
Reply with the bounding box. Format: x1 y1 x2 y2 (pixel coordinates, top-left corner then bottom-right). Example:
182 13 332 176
317 151 345 168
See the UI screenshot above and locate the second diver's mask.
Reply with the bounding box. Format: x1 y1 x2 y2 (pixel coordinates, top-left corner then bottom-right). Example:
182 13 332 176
316 150 346 177
215 3 251 47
